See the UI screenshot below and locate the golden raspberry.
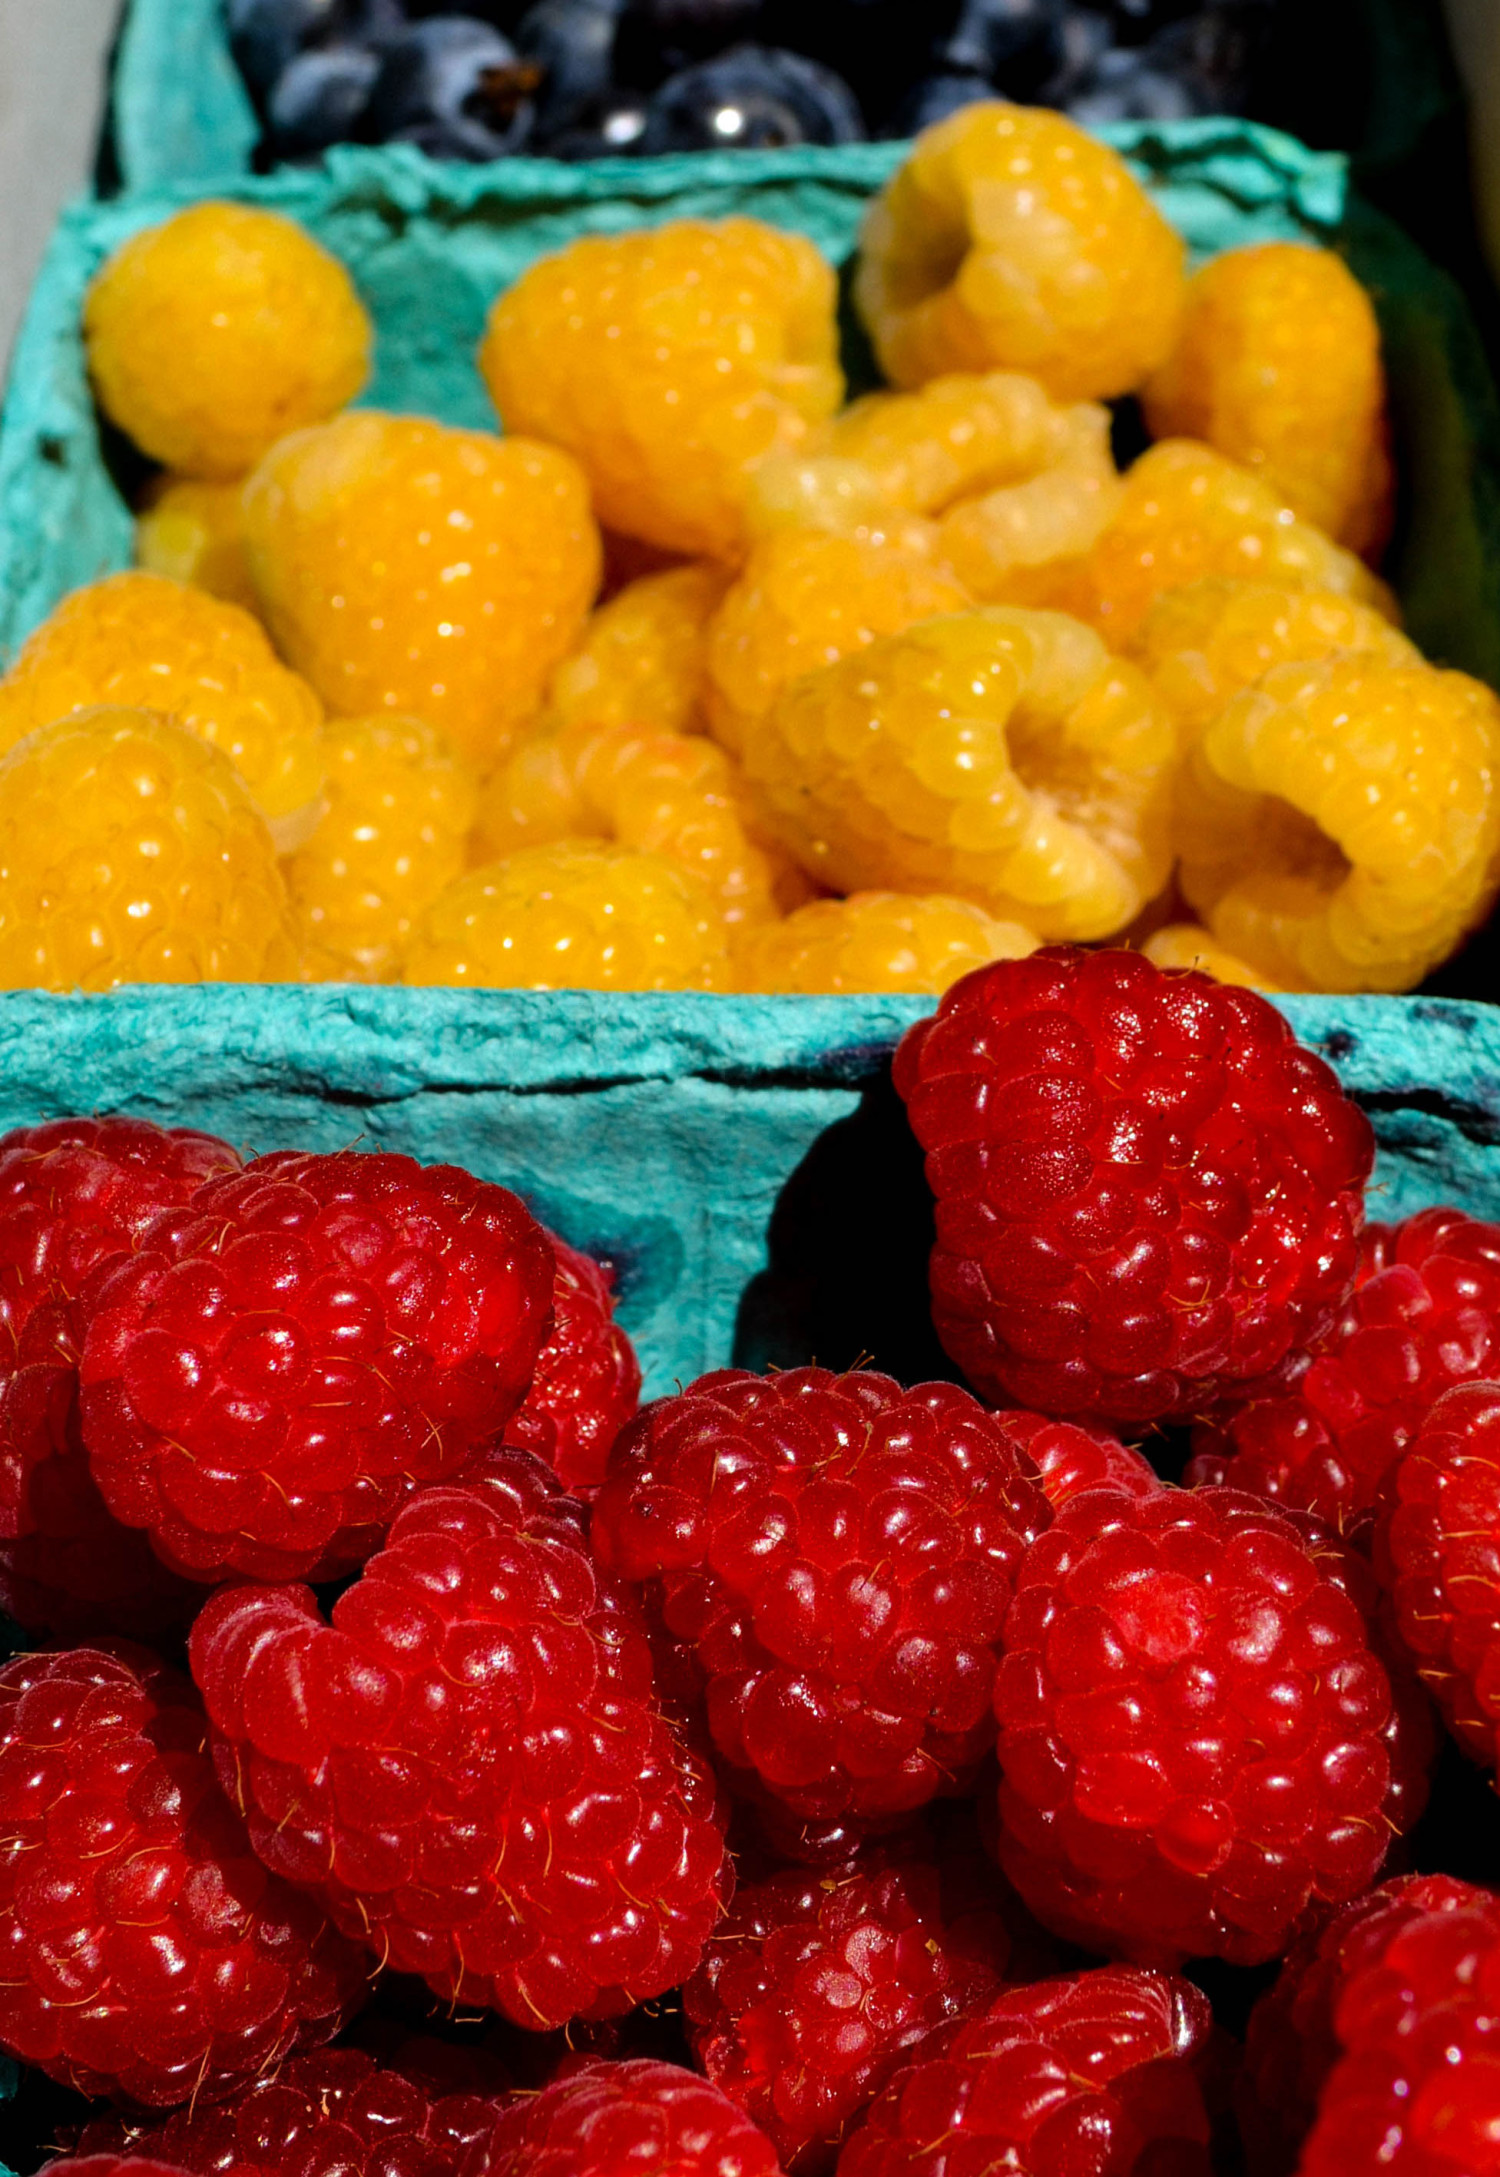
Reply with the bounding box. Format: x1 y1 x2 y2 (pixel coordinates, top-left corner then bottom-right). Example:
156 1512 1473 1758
471 725 600 862
742 606 1179 939
286 715 478 982
478 218 844 560
855 102 1185 401
1043 440 1393 647
705 530 970 758
1176 655 1500 992
135 477 257 612
936 403 1123 600
1142 922 1281 990
0 571 326 846
549 562 729 736
1141 242 1392 554
84 202 370 481
242 411 600 771
825 370 1091 513
1134 578 1420 739
736 890 1037 993
401 841 730 990
0 707 292 990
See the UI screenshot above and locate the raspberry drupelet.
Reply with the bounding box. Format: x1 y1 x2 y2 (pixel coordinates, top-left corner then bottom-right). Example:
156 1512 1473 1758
79 1149 555 1583
76 2044 508 2177
1238 1874 1498 2176
0 1116 240 1638
0 1644 363 2108
189 1447 730 2031
1188 1209 1500 1535
894 947 1374 1424
1381 1379 1500 1769
460 2059 780 2177
592 1366 1052 1823
684 1841 1016 2171
836 1966 1214 2177
498 1231 642 1496
985 1408 1162 1509
992 1484 1407 1966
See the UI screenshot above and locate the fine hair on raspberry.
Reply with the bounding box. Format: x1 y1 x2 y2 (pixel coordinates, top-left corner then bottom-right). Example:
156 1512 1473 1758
591 1364 1052 1823
79 1148 556 1582
894 947 1374 1424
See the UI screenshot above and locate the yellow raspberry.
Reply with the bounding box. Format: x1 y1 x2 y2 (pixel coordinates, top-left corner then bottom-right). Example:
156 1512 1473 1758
401 841 730 990
0 571 326 847
736 890 1038 994
1044 440 1394 647
478 218 844 560
135 477 257 612
1176 655 1500 993
742 606 1179 940
548 562 729 737
825 370 1090 513
1141 242 1393 555
471 725 601 863
854 102 1185 401
936 403 1123 600
705 529 971 758
1141 922 1282 990
285 715 478 982
84 202 371 481
1134 578 1421 739
0 706 292 990
242 411 600 772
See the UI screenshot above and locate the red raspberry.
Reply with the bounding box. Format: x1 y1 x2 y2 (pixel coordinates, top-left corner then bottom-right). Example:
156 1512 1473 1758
683 1841 1015 2171
80 1150 555 1582
41 2161 195 2177
460 2058 780 2177
591 1366 1052 1823
1380 1378 1500 1766
0 1643 363 2108
188 1446 730 2031
893 948 1373 1425
992 1485 1404 1965
499 1232 640 1495
837 1967 1214 2177
0 1116 239 1637
988 1408 1162 1508
78 2045 508 2177
1188 1208 1500 1534
1239 1874 1497 2176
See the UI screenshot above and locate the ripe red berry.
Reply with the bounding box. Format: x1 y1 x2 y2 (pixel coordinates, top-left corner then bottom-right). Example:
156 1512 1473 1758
992 1484 1405 1965
80 1150 556 1582
1380 1378 1500 1767
77 2044 508 2177
837 1966 1214 2177
499 1232 641 1495
987 1408 1162 1508
893 948 1373 1425
460 2058 780 2177
0 1643 363 2108
189 1446 730 2031
38 2160 193 2177
592 1366 1052 1823
0 1116 239 1637
684 1841 1015 2172
1239 1873 1497 2176
1189 1208 1500 1534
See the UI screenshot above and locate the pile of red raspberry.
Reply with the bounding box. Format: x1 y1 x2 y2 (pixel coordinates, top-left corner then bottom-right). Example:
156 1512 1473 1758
3 945 1500 2177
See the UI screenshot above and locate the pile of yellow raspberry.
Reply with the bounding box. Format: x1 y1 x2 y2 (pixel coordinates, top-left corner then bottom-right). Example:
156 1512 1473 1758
8 105 1492 1000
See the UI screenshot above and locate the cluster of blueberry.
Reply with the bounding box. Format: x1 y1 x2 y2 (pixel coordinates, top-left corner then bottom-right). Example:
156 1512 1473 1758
228 0 1273 166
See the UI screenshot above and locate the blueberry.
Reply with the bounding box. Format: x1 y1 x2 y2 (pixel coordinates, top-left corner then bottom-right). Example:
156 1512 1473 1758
639 41 864 150
226 0 401 99
614 0 768 88
266 42 384 151
542 87 652 155
360 16 540 155
937 0 1068 101
518 0 625 135
1066 43 1202 120
1102 0 1203 49
758 0 962 131
891 72 997 134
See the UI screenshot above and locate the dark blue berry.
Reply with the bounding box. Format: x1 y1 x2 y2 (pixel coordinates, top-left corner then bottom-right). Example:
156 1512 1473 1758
615 0 768 87
518 0 625 134
226 0 401 99
1067 43 1202 119
360 16 540 156
1103 0 1205 49
266 43 384 151
759 0 961 131
639 41 863 150
541 87 652 154
938 0 1068 101
892 72 998 134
